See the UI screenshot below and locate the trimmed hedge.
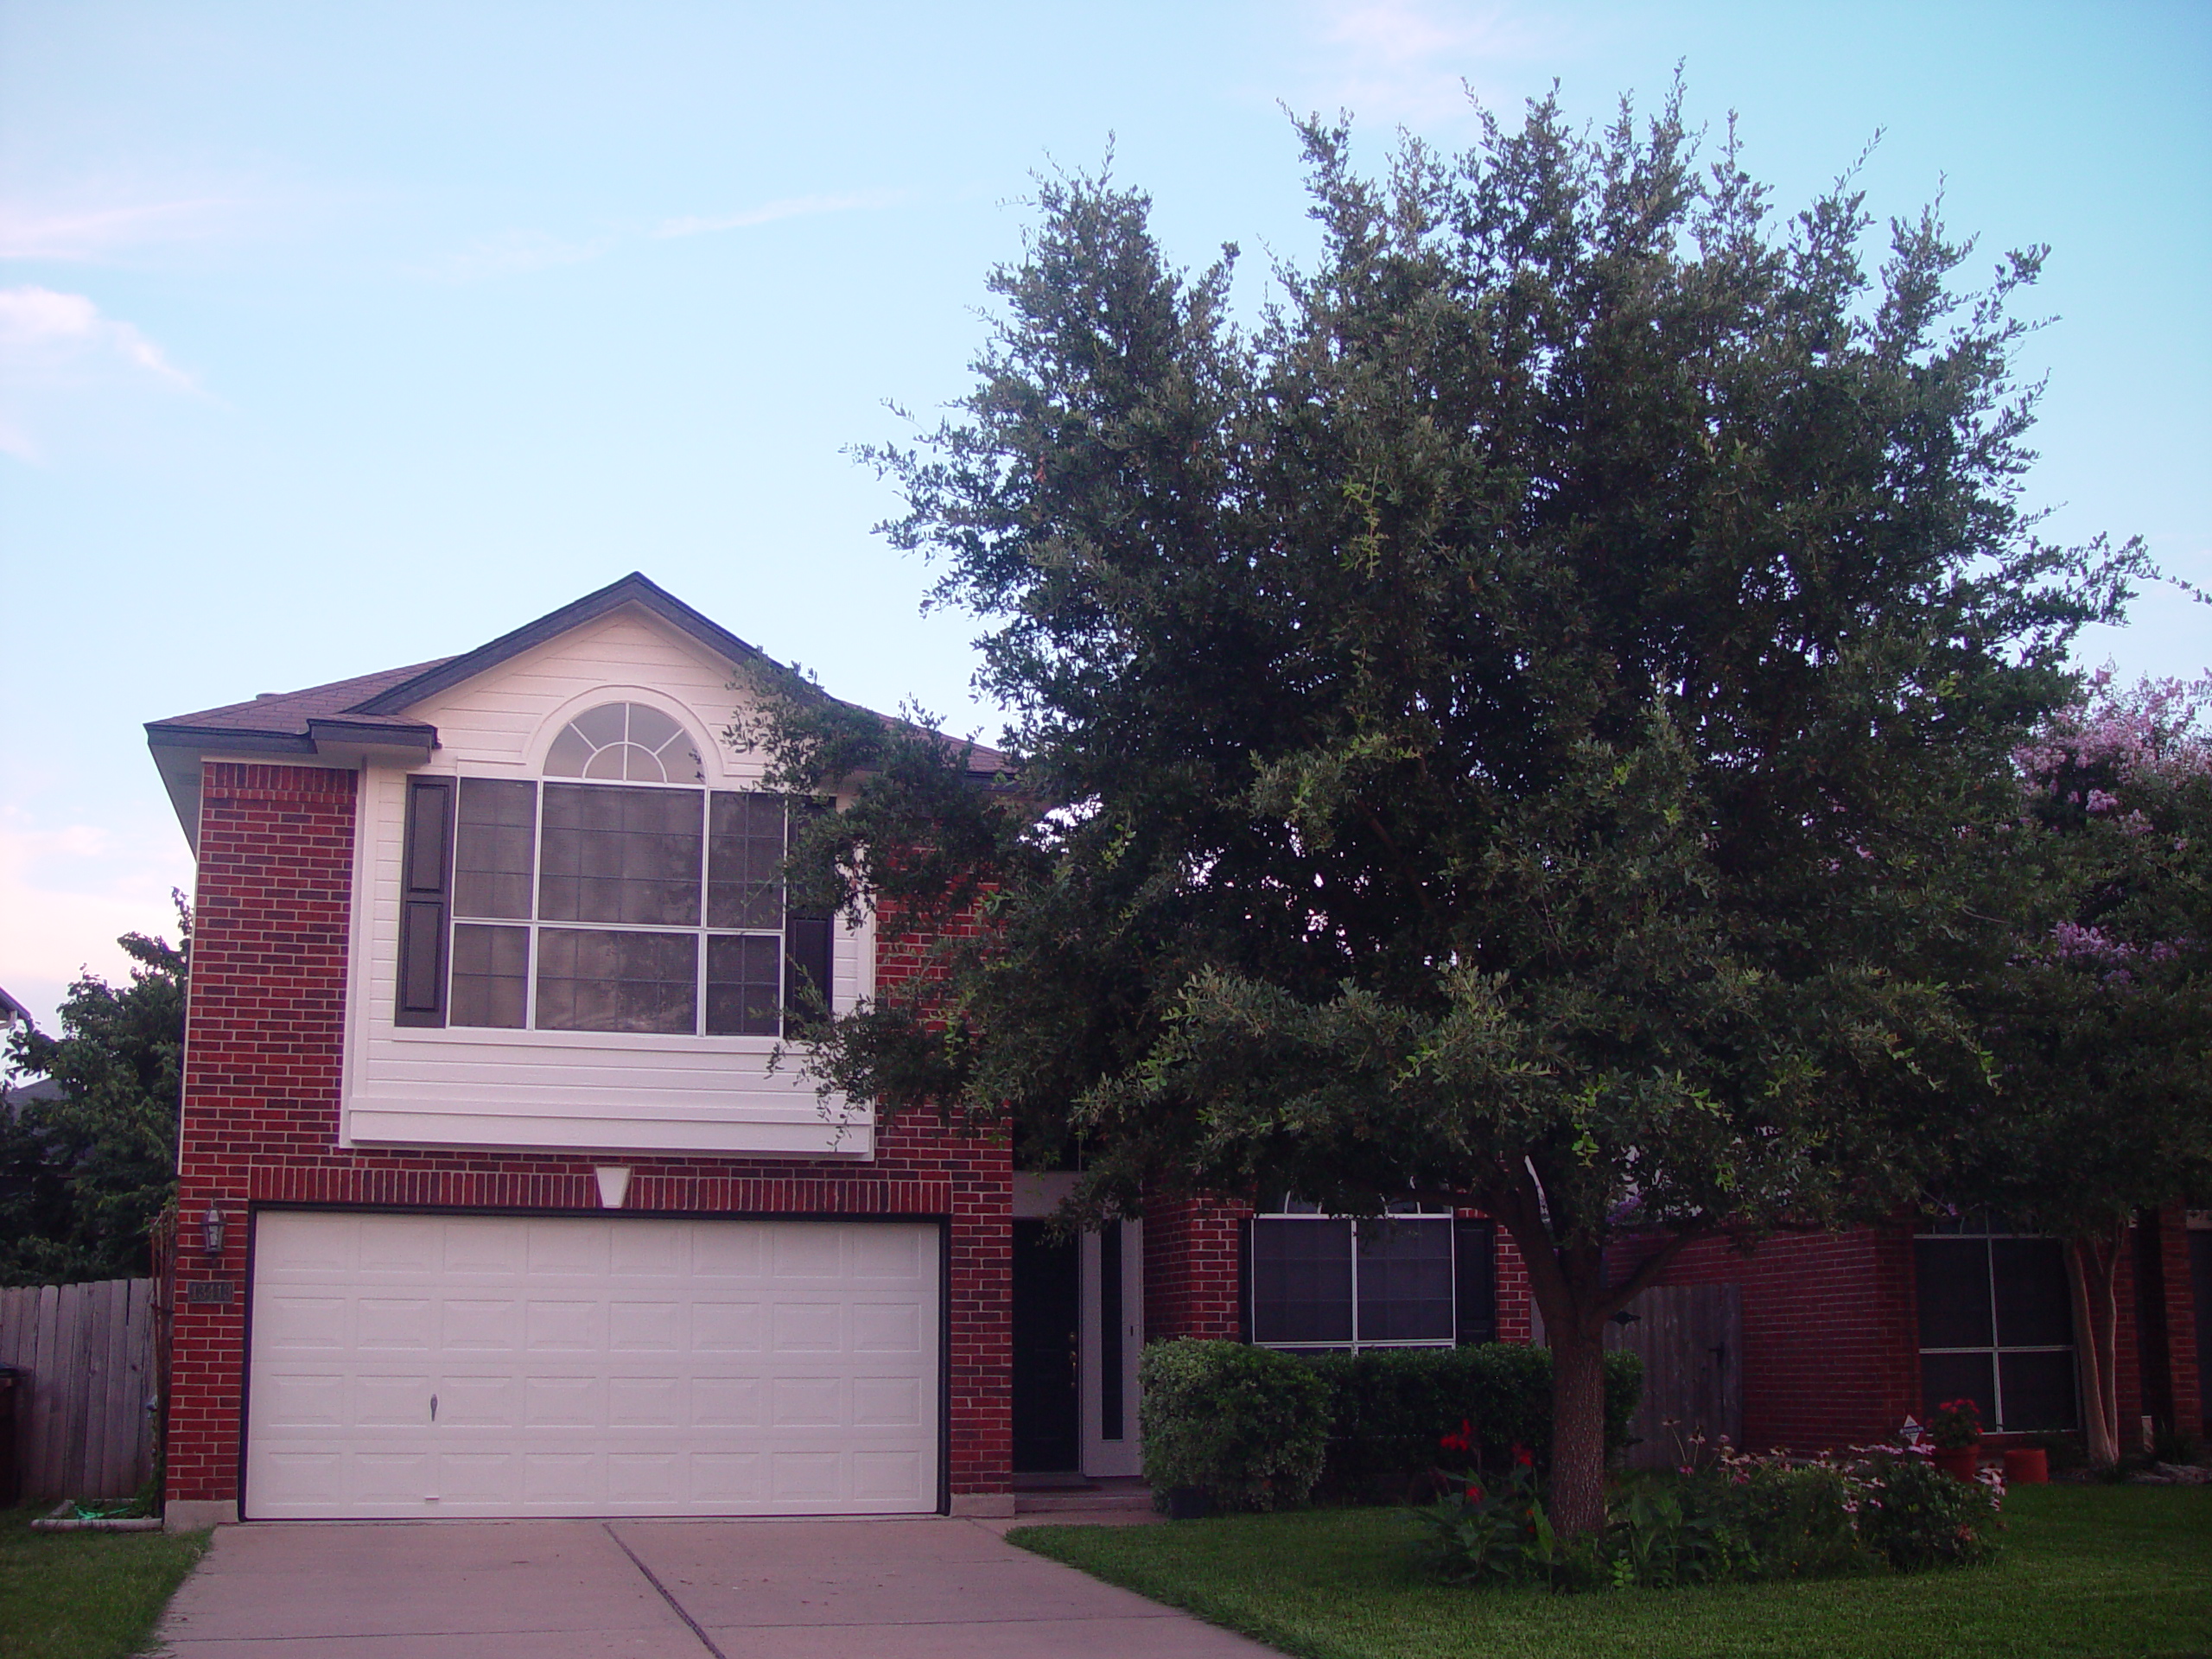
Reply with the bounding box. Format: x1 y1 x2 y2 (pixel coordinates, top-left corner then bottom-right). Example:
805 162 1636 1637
1139 1340 1333 1511
1311 1344 1643 1503
1139 1338 1643 1510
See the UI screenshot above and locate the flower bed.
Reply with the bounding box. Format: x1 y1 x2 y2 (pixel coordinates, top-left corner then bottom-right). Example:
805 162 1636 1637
1413 1439 2005 1592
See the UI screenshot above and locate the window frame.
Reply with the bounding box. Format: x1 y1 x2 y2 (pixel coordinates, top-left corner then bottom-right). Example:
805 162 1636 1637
1248 1205 1461 1354
393 701 839 1043
1914 1213 2080 1433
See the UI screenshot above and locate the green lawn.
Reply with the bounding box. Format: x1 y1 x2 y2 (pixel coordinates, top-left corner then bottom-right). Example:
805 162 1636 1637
0 1507 208 1659
1009 1484 2212 1659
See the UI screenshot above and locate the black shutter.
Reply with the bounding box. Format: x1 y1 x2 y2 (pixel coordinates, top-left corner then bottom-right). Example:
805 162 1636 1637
396 776 454 1027
1453 1217 1497 1345
782 798 834 1033
1237 1216 1253 1344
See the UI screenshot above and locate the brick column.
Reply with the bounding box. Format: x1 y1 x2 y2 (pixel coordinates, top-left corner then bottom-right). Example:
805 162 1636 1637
168 762 358 1523
1141 1196 1250 1342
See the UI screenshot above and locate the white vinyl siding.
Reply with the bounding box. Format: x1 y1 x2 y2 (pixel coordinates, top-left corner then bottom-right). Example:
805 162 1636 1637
245 1211 941 1519
340 607 875 1157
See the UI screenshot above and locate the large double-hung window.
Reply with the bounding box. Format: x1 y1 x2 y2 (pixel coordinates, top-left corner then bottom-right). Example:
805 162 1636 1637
1248 1200 1495 1351
394 702 830 1038
1915 1214 2078 1433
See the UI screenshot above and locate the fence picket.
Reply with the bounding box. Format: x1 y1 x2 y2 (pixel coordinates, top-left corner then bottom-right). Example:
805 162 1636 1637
120 1278 155 1495
82 1281 113 1498
0 1278 160 1502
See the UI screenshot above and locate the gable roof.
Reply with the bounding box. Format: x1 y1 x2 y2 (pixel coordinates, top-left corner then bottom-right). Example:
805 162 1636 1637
145 572 1008 843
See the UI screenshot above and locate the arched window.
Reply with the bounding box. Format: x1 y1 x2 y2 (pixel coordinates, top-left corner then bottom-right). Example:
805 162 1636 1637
542 701 702 785
392 702 830 1038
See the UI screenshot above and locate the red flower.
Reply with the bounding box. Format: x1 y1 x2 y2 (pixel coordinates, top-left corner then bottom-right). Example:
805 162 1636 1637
1465 1482 1484 1503
1439 1419 1473 1453
1511 1443 1535 1467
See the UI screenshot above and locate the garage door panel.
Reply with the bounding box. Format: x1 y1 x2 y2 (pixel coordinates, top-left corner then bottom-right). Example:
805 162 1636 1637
691 1228 764 1278
525 1298 603 1351
256 1371 345 1428
853 1376 923 1427
691 1300 765 1351
439 1452 515 1501
611 1224 685 1275
772 1301 844 1351
441 1224 524 1276
608 1376 682 1427
357 1298 434 1349
355 1373 434 1426
772 1227 849 1280
854 1450 925 1500
523 1374 602 1427
258 1294 347 1351
441 1298 522 1351
440 1374 519 1426
691 1376 762 1427
609 1300 682 1351
692 1452 765 1503
851 1301 922 1352
246 1211 940 1519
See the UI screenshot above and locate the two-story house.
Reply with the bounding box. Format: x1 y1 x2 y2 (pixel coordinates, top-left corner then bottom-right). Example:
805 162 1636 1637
147 574 2203 1528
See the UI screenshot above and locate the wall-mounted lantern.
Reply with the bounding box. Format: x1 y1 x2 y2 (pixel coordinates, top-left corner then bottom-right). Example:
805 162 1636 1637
201 1200 226 1260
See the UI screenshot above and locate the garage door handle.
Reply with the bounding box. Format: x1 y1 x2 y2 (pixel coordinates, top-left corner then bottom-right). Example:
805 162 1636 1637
429 1395 438 1422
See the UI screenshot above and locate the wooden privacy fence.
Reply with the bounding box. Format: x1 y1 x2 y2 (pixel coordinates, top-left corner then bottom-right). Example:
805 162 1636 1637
1604 1282 1744 1470
0 1278 161 1503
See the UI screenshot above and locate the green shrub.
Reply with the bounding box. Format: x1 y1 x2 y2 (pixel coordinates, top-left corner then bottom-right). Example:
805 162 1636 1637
1309 1344 1643 1503
1853 1450 2003 1571
1138 1339 1332 1512
1412 1442 2002 1594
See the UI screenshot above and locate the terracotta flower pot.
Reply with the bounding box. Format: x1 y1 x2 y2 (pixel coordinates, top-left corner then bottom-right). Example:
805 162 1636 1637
1932 1446 1980 1481
2002 1446 2049 1484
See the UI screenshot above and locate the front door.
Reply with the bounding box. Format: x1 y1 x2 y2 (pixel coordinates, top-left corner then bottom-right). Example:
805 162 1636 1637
1010 1220 1079 1472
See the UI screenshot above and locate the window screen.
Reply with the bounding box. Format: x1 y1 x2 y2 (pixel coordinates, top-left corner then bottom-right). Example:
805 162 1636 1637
1916 1221 2077 1432
1250 1213 1458 1351
429 739 831 1039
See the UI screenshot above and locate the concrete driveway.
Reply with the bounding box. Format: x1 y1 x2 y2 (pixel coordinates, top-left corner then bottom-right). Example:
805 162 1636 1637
155 1515 1279 1658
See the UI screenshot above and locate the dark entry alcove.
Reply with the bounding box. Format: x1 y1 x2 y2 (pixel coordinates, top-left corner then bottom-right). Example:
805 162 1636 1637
1011 1219 1079 1472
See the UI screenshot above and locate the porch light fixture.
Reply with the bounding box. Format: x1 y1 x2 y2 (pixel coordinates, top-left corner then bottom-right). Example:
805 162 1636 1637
200 1200 226 1260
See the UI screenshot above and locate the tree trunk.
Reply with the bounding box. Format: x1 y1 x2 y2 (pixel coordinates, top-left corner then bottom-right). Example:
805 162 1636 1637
2064 1221 2126 1470
1548 1321 1609 1537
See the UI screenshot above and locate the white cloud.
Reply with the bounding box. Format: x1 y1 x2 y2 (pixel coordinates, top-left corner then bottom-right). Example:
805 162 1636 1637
0 196 245 262
425 228 617 282
654 190 907 239
0 814 194 1038
0 285 196 390
1300 0 1564 126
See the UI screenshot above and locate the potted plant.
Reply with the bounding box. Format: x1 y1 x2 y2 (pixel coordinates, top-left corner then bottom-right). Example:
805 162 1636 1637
1926 1398 1983 1479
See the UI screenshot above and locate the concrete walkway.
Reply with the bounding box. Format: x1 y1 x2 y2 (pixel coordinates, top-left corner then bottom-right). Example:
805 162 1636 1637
155 1514 1280 1658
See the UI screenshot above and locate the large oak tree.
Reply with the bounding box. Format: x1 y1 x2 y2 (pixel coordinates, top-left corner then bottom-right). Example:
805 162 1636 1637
760 89 2139 1531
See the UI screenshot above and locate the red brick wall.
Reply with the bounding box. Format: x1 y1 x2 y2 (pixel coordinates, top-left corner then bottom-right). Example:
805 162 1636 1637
168 760 1012 1510
1143 1197 1250 1342
2147 1206 2204 1445
1492 1225 1535 1344
1631 1229 1923 1452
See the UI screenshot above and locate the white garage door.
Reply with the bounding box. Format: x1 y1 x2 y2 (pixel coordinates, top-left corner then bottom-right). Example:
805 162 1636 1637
245 1211 940 1520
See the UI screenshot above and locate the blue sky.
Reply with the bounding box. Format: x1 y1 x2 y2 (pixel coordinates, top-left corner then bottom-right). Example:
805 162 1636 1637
2 0 2207 1033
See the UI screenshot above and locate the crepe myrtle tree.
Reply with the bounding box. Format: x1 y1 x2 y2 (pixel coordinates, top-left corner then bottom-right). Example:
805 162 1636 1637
753 87 2140 1534
1958 675 2212 1467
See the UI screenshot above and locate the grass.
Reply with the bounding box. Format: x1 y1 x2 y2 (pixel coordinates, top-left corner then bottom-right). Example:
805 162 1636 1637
1009 1484 2212 1659
0 1505 209 1659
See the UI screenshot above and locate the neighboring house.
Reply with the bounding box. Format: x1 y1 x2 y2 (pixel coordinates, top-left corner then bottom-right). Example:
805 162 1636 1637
0 984 30 1046
148 574 2206 1530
